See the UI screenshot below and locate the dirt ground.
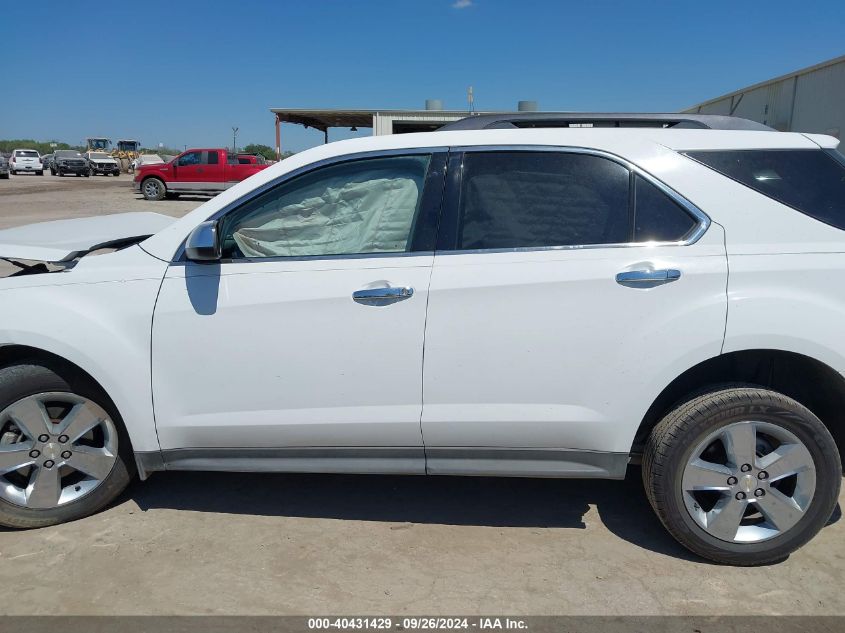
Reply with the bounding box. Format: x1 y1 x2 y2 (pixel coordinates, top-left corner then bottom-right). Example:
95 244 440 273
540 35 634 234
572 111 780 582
0 172 844 616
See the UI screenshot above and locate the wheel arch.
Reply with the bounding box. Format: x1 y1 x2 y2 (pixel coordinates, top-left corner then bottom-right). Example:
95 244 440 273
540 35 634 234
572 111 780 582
632 349 845 466
0 344 149 461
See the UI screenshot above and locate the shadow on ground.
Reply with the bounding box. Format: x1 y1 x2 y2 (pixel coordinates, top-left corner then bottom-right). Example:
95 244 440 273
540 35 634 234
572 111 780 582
128 468 712 561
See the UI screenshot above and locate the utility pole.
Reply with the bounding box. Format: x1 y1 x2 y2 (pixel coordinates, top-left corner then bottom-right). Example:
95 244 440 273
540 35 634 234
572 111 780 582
232 126 239 153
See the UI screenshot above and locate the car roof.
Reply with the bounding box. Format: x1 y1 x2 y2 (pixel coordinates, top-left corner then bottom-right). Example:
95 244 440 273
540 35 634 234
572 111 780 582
289 128 837 159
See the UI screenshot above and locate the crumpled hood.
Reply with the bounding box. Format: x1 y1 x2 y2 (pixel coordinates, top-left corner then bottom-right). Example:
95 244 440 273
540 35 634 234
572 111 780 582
0 212 175 262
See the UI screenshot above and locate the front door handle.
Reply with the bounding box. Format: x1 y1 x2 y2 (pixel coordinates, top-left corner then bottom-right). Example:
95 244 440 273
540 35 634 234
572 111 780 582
352 286 414 305
616 269 681 287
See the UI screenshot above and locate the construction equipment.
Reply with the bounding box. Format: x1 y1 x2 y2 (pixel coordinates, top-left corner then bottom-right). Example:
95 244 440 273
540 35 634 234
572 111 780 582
115 140 141 173
84 138 142 173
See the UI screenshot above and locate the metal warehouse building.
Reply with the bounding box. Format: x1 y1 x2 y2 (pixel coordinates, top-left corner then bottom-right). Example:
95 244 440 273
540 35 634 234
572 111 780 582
270 100 541 157
684 54 845 138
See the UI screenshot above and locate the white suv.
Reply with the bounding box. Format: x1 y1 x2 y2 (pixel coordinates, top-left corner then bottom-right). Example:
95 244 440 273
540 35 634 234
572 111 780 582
0 114 842 565
9 149 43 176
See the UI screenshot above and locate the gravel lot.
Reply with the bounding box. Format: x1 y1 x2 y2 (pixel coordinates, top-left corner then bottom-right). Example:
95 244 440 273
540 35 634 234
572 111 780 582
1 172 845 616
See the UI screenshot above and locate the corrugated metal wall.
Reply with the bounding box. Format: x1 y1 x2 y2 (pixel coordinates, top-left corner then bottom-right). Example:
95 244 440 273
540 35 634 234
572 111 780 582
373 113 467 135
685 58 845 138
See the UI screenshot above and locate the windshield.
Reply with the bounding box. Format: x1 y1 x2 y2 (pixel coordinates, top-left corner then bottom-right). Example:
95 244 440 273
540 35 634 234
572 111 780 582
90 152 111 159
56 150 82 158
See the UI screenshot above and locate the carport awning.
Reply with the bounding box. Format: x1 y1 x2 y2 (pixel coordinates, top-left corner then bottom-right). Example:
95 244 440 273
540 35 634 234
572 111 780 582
270 109 375 131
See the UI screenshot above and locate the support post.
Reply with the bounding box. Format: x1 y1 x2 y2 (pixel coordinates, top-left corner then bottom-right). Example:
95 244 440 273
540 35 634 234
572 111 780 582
324 128 328 144
275 114 281 161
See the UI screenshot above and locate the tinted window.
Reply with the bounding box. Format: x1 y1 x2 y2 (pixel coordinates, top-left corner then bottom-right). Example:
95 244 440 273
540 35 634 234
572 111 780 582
634 175 697 241
455 152 630 249
220 155 431 258
15 150 38 158
686 149 845 230
177 151 202 167
207 151 219 165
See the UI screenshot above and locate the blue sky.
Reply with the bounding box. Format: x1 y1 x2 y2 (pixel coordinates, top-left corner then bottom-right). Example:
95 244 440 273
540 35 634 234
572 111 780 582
2 1 843 152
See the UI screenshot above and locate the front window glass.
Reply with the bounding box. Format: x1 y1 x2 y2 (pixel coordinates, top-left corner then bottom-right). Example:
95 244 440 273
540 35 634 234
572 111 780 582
177 151 202 167
220 154 431 258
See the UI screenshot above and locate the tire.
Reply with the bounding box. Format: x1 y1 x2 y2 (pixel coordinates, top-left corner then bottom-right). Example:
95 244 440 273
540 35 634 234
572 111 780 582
0 361 135 528
142 177 166 201
165 192 181 200
50 168 56 176
643 386 841 565
37 170 43 176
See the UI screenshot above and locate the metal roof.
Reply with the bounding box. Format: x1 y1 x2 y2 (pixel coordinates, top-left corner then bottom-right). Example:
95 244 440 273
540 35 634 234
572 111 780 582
270 108 484 131
685 54 845 112
438 112 773 132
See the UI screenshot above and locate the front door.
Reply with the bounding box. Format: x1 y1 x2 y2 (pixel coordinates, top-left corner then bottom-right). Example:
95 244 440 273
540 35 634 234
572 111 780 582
151 151 446 473
421 149 728 476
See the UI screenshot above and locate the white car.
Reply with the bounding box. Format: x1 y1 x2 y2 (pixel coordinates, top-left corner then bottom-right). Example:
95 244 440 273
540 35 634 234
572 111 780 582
131 154 165 172
0 114 842 565
9 149 43 175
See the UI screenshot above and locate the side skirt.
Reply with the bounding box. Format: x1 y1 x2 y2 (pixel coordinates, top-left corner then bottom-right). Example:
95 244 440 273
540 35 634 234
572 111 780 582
135 448 629 480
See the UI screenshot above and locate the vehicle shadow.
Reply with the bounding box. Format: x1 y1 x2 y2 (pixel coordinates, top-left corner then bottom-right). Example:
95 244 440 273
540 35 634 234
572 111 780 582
126 468 722 562
133 195 210 203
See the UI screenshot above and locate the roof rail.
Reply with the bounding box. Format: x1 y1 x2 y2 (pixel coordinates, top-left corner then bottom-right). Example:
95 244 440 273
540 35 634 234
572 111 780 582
437 112 774 132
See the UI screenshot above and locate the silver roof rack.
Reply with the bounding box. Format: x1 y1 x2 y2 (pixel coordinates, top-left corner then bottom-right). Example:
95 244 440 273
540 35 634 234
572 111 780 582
438 112 774 132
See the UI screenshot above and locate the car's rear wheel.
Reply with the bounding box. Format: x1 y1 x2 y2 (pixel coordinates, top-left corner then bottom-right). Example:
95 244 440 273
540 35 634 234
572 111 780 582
643 386 841 565
142 177 166 201
37 170 43 176
0 362 135 528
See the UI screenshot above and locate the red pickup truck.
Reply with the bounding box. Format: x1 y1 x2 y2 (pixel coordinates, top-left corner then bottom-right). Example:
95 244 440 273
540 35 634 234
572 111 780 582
134 148 270 200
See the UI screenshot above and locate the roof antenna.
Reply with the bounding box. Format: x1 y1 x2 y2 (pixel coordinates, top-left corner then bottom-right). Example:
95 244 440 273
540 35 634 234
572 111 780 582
467 86 475 114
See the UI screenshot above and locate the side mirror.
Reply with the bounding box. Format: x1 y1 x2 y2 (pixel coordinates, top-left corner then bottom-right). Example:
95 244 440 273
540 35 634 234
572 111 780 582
185 221 221 262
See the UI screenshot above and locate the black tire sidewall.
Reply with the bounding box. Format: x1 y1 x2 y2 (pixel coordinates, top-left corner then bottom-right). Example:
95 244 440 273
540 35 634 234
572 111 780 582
0 362 135 528
655 390 841 563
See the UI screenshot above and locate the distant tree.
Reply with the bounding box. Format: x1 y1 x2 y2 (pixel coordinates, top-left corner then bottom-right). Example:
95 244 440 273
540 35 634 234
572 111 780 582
242 143 279 161
0 139 73 155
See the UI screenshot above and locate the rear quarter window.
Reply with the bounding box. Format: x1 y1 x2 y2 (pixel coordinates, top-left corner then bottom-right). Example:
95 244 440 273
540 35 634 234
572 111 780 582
685 149 845 230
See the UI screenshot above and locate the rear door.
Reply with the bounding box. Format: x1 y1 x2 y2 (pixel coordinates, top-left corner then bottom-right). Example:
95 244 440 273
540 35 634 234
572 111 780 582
421 148 728 477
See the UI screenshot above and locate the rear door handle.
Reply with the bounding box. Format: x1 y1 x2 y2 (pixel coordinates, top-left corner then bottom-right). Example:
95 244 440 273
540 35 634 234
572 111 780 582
353 286 414 304
616 269 681 287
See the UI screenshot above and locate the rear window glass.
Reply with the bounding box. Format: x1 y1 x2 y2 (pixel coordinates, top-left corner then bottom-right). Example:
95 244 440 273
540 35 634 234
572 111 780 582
686 149 845 230
633 175 697 242
15 150 38 157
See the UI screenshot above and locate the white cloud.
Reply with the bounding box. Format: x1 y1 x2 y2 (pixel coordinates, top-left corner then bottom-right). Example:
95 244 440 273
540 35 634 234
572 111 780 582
452 0 473 8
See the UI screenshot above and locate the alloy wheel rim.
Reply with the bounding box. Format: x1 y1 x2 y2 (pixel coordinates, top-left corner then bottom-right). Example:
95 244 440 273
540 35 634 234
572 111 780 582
0 393 117 509
144 180 160 198
681 420 816 543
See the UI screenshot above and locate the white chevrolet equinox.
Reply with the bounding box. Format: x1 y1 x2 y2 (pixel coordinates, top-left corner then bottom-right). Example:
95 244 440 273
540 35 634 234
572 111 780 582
0 113 843 565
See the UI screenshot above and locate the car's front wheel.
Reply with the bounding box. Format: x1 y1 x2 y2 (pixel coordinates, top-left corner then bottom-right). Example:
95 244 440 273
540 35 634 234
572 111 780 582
643 386 841 565
142 177 166 201
0 361 135 528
